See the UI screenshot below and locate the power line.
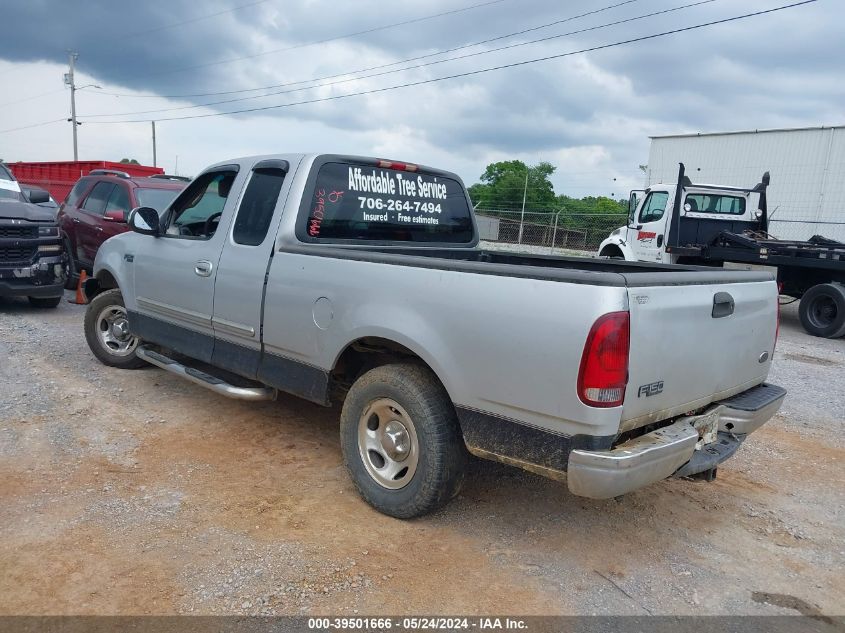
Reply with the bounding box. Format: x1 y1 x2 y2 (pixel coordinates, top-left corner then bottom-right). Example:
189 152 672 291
127 0 510 80
0 118 66 135
80 0 813 125
96 0 642 99
82 0 716 118
127 0 271 38
0 88 66 109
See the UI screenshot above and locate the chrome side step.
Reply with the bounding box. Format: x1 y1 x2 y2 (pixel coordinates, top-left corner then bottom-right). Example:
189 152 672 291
136 345 277 401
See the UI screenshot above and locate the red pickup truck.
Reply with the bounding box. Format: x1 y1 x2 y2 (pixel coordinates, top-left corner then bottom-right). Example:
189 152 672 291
57 169 186 288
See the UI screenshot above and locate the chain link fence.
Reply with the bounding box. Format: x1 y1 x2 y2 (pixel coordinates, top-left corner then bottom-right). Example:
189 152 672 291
475 210 627 256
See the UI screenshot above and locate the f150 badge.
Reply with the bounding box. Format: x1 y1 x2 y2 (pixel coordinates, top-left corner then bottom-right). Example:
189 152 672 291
638 381 664 398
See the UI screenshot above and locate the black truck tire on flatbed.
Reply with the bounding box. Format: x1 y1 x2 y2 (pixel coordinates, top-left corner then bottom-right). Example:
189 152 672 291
798 283 845 338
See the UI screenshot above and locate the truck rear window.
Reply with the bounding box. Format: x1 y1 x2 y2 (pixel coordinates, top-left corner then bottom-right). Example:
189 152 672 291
685 193 746 215
303 162 473 243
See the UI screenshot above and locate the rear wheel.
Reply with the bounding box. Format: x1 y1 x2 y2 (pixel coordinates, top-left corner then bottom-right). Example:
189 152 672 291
340 363 467 518
798 283 845 338
28 296 62 309
84 289 146 369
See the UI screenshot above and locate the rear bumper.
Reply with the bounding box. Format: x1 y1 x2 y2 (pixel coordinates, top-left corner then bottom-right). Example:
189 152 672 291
567 383 786 499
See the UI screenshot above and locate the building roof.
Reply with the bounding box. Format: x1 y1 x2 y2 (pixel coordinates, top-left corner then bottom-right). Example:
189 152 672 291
649 124 844 140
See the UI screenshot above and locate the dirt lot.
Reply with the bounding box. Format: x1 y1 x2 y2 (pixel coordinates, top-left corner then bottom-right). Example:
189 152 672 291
0 292 843 617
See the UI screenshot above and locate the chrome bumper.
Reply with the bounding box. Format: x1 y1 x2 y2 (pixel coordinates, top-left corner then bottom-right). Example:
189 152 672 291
567 383 786 499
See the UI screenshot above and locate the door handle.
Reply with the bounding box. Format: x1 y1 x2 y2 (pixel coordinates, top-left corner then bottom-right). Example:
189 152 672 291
657 234 664 247
95 226 103 232
712 292 734 318
194 260 213 277
72 217 80 224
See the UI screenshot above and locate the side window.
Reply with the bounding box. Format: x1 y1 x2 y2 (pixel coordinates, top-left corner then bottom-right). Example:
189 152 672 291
638 191 669 224
65 179 91 207
164 170 238 239
105 185 130 213
81 182 115 215
232 168 286 246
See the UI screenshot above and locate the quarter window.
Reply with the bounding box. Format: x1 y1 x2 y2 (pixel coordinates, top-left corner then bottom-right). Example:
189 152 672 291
232 168 286 246
638 191 669 224
81 182 115 215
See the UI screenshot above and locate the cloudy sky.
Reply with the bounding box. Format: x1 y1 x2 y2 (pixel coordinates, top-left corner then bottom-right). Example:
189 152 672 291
0 0 841 198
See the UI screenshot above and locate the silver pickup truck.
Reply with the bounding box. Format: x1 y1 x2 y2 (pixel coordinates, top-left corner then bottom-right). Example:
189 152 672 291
81 154 785 518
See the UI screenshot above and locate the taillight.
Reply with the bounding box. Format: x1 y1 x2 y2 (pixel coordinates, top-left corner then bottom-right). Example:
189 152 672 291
774 287 781 351
578 311 630 408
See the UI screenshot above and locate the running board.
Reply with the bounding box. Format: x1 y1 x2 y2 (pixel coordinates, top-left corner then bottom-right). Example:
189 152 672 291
136 346 277 401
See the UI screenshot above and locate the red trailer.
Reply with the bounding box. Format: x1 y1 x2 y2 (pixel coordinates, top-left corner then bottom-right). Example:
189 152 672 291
7 161 164 204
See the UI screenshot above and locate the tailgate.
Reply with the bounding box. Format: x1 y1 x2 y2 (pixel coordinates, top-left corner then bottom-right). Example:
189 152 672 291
621 276 777 430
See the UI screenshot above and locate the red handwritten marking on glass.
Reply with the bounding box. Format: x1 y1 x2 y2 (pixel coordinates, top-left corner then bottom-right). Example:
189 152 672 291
329 190 345 203
309 188 326 237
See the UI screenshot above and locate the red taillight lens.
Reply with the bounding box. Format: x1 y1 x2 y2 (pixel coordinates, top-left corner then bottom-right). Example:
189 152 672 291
377 159 419 172
578 311 630 408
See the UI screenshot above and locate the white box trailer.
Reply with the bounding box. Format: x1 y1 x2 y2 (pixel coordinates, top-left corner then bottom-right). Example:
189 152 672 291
647 126 845 242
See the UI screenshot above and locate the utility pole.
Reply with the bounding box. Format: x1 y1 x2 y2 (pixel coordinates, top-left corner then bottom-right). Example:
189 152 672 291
65 51 79 161
151 121 157 167
517 170 529 244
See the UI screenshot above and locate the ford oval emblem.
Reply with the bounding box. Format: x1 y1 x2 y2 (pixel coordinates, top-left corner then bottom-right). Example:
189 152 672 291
758 352 769 363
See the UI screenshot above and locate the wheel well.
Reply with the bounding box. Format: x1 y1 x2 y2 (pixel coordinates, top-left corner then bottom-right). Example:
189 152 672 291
599 244 625 259
331 337 444 400
96 270 118 290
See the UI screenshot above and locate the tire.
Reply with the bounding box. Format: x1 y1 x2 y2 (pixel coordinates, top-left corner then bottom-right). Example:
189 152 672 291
28 296 62 309
798 283 845 338
339 362 467 519
84 289 147 369
63 237 80 291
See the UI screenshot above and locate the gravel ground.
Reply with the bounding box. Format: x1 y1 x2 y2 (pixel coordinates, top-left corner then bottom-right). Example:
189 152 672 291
0 291 842 616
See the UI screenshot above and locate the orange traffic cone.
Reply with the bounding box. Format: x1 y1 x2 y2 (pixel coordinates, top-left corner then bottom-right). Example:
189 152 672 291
69 269 88 305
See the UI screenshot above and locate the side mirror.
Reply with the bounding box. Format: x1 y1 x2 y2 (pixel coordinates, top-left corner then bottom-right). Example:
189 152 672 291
104 209 127 223
27 189 51 204
128 206 160 237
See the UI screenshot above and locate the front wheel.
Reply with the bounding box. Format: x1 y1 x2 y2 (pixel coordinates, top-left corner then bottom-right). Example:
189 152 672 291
84 289 147 369
798 283 845 338
340 363 467 519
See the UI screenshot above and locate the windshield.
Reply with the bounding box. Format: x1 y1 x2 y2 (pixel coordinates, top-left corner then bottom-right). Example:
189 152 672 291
136 187 181 213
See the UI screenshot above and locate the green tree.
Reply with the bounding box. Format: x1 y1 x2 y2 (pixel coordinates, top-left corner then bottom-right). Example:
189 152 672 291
119 158 140 165
468 160 557 213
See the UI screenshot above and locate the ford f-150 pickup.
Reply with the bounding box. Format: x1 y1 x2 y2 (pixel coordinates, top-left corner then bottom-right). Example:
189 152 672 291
81 154 786 518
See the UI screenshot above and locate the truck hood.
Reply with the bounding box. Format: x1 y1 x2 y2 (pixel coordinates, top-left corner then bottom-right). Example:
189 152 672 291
0 199 56 222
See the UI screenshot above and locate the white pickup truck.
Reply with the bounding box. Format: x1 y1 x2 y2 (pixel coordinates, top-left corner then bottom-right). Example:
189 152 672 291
81 154 785 518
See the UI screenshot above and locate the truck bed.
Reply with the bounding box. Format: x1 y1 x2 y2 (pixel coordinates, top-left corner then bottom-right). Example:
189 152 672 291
281 244 774 287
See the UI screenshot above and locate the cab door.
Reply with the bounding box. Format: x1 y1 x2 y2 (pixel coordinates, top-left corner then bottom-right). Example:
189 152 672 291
630 189 670 262
130 165 243 363
210 158 295 378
